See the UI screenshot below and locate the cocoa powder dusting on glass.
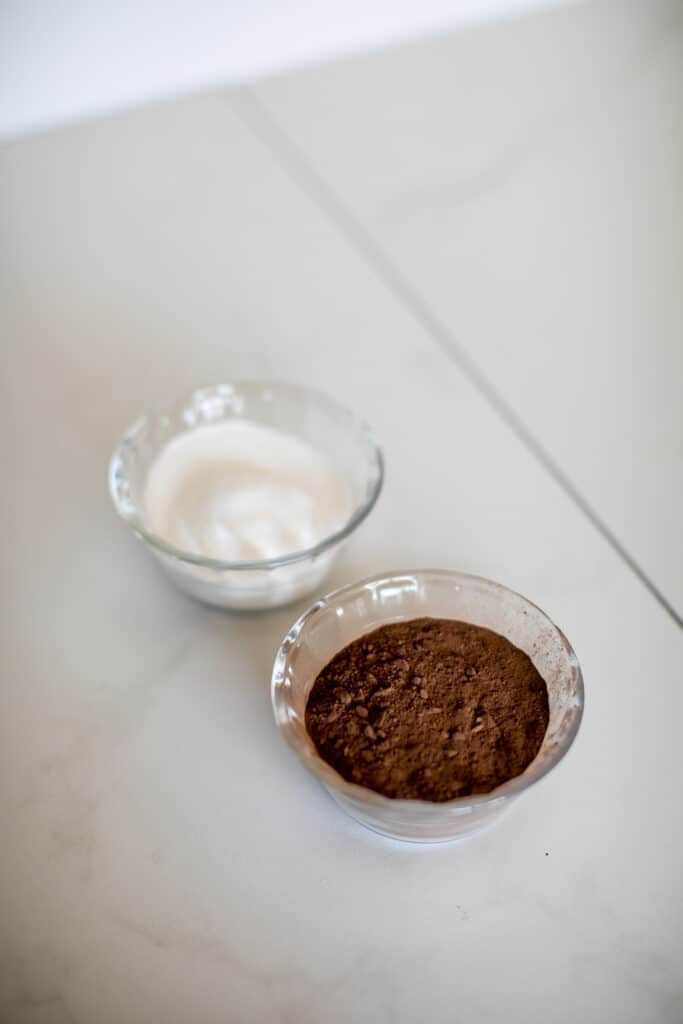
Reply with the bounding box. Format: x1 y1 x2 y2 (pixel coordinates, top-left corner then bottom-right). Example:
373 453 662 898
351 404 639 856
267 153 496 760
305 617 549 802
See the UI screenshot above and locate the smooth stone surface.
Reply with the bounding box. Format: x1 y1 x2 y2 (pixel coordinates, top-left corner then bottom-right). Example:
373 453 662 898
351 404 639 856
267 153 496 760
255 0 683 616
1 8 682 1023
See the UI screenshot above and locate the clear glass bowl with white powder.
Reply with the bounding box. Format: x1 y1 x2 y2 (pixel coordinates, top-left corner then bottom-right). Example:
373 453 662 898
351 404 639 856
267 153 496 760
109 382 384 609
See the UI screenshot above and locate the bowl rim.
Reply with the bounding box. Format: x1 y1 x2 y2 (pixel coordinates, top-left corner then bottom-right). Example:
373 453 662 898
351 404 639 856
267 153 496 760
108 380 384 571
271 568 585 812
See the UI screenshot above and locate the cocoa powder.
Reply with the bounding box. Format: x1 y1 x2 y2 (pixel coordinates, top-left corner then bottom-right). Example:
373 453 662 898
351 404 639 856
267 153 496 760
305 617 549 802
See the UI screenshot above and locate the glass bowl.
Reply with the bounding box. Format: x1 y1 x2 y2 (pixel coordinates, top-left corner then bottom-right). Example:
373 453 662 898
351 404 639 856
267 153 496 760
108 382 383 610
272 570 584 842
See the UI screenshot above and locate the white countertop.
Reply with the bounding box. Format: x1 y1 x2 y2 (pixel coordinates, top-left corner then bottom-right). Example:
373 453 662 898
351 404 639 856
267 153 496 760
1 2 681 1022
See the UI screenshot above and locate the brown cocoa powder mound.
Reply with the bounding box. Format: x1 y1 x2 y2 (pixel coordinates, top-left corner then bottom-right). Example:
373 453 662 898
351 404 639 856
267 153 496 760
305 617 549 802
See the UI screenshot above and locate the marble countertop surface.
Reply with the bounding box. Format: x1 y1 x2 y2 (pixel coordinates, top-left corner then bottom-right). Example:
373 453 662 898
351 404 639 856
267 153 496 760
1 2 681 1022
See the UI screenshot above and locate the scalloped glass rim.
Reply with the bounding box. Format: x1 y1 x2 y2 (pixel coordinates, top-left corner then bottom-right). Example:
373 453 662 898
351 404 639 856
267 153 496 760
108 380 385 571
272 569 584 815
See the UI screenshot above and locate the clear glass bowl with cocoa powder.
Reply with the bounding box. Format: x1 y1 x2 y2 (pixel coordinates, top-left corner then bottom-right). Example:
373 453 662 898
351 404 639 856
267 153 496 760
271 570 584 843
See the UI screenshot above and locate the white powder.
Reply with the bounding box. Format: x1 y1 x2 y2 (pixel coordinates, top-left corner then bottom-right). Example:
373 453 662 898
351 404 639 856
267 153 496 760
143 419 353 563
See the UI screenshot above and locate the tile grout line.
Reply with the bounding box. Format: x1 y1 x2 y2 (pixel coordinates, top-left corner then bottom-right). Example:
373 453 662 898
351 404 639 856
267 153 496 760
233 87 682 630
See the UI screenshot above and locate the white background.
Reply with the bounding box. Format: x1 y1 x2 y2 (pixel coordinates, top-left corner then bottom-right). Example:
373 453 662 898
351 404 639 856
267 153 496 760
0 0 571 139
